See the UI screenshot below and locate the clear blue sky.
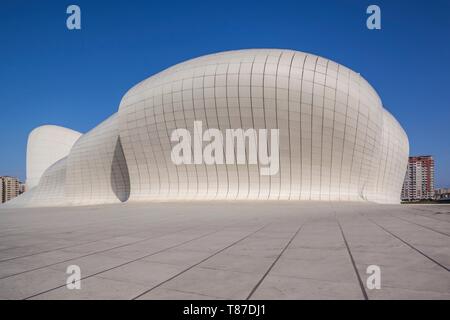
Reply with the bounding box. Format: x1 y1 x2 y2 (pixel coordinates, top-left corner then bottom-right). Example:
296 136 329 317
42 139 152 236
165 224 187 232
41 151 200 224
1 0 449 187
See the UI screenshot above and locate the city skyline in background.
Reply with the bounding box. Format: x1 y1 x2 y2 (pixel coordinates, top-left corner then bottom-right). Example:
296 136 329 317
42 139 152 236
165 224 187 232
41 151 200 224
1 0 449 187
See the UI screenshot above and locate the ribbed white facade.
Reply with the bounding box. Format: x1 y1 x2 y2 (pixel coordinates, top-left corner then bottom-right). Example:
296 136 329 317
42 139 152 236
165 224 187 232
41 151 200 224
3 49 409 208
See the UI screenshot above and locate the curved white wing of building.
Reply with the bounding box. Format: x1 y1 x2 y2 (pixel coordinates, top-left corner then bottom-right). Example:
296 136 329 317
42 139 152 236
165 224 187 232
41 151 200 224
26 125 81 190
3 49 409 208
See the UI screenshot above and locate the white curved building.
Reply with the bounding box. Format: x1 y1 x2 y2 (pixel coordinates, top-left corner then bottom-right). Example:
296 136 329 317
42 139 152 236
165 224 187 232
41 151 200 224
26 125 82 190
4 49 409 207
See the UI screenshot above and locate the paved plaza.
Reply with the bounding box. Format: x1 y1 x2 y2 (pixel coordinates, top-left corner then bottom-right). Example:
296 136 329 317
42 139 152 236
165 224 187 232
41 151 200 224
0 202 449 299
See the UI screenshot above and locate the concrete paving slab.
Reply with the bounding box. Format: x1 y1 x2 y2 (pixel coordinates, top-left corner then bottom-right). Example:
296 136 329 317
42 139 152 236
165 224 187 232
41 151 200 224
47 254 132 276
161 267 262 299
0 267 67 299
141 249 213 266
270 256 358 284
0 202 448 300
199 253 275 274
0 261 33 279
96 260 185 287
367 286 450 300
137 288 223 300
30 276 148 300
249 275 364 300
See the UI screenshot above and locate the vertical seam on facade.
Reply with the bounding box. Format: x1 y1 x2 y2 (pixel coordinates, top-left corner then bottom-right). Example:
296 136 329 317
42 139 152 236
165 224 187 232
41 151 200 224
274 51 282 200
224 62 238 199
181 73 199 199
170 80 181 198
287 51 295 200
213 63 229 199
236 61 251 199
202 67 219 199
363 90 379 201
298 54 306 200
356 76 370 200
127 104 141 199
374 109 383 199
260 54 269 200
347 73 361 201
160 85 173 197
337 66 351 201
145 94 161 199
329 62 338 201
153 92 170 198
191 68 209 199
248 54 259 199
319 60 330 200
310 56 319 200
381 115 391 201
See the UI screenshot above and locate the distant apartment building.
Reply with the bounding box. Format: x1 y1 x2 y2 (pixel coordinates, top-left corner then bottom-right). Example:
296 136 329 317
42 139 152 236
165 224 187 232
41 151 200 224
0 176 22 203
435 188 450 201
19 182 26 195
401 156 435 201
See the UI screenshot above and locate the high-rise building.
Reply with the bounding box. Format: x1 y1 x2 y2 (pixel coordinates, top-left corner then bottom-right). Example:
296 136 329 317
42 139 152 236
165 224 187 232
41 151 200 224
401 156 435 201
0 176 21 203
